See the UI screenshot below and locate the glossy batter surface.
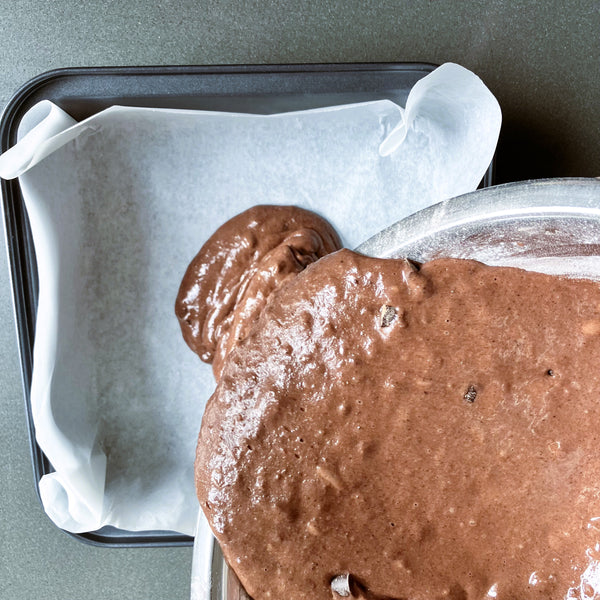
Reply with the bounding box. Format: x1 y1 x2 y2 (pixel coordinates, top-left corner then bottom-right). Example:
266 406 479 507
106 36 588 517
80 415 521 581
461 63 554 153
175 205 341 380
192 245 600 600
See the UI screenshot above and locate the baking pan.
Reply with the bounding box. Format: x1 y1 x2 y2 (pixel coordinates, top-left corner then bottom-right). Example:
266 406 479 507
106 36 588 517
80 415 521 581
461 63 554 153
1 62 498 547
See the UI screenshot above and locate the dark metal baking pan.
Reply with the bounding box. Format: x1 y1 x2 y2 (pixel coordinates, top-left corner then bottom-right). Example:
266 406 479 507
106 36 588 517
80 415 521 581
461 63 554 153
0 62 493 547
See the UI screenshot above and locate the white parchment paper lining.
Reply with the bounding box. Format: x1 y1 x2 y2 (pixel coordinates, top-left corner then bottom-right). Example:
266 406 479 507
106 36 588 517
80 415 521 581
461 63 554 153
0 63 501 537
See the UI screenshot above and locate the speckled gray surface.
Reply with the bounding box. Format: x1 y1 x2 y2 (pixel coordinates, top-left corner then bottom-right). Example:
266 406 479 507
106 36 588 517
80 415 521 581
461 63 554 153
1 1 598 598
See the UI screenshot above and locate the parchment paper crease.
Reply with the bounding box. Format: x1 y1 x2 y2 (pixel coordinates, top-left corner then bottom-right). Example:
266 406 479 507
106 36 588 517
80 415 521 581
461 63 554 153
0 63 501 536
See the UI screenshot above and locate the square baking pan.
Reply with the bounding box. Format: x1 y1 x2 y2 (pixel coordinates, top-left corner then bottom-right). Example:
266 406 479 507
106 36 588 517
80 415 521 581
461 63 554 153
0 63 493 547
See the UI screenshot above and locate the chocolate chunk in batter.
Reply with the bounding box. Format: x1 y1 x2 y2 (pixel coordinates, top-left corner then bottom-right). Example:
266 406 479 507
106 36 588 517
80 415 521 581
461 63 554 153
463 384 477 403
379 305 397 327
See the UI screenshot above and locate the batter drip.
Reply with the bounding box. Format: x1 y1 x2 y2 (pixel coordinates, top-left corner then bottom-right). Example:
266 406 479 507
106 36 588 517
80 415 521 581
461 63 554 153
176 205 341 380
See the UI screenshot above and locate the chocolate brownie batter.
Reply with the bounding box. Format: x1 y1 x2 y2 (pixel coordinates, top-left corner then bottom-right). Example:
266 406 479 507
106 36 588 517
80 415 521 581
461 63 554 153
180 208 600 600
176 205 341 380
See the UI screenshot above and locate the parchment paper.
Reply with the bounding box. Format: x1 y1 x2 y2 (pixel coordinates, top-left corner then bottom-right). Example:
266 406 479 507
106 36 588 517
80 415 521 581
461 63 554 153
0 63 501 536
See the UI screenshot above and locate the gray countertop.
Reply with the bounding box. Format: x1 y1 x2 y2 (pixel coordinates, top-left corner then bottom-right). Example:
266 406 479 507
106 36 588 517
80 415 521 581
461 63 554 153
1 2 598 599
